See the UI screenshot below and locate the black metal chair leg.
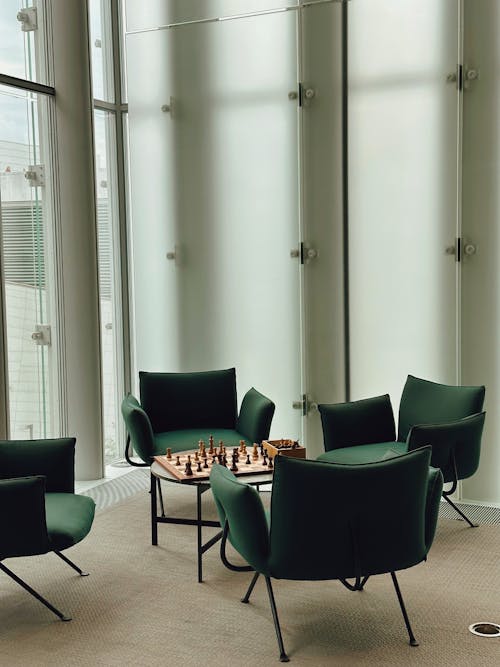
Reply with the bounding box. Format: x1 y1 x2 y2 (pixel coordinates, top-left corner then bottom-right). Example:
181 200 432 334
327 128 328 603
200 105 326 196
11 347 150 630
265 576 289 662
359 575 369 590
242 572 260 603
443 494 478 527
0 562 72 622
54 550 89 576
157 478 166 518
390 571 418 647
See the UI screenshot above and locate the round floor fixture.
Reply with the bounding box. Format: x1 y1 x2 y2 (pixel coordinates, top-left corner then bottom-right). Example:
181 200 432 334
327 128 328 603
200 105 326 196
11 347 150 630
468 622 500 638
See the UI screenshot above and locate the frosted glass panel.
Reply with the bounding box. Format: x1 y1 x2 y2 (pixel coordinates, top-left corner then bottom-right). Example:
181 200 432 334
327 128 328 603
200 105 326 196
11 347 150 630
348 1 459 406
126 10 302 438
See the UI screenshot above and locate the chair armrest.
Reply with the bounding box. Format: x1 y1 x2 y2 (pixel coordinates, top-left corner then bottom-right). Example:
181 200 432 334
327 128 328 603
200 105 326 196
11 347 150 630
0 438 75 492
424 467 444 551
406 412 486 484
236 388 275 444
121 394 155 464
210 464 270 573
0 476 51 559
318 395 396 452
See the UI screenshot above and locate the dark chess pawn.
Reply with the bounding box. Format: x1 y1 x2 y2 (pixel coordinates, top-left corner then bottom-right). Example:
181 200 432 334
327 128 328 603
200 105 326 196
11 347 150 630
268 457 273 469
203 458 209 469
230 455 238 473
222 454 228 467
175 455 181 466
245 454 251 465
185 460 193 476
212 455 217 465
197 460 202 472
262 454 268 467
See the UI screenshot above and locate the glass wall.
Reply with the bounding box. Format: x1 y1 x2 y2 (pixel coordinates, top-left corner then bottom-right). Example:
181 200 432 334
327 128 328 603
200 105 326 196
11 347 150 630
125 2 303 439
89 0 126 464
347 0 460 406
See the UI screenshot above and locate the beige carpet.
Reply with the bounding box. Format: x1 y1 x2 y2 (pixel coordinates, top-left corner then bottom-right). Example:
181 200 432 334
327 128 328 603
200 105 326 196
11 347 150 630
1 485 499 666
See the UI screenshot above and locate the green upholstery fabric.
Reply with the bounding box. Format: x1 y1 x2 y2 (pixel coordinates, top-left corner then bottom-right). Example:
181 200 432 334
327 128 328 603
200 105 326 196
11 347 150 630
407 412 486 484
318 377 486 496
123 369 275 464
236 388 275 444
121 394 155 462
0 476 50 559
398 375 485 442
140 368 238 433
317 441 406 465
319 395 396 452
0 439 95 560
0 438 76 492
45 493 96 552
210 464 270 574
210 448 442 581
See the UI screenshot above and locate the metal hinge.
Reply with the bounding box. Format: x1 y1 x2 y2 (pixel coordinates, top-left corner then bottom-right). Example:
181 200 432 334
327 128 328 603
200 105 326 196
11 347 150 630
445 238 461 262
288 83 315 108
25 165 45 187
17 7 37 32
31 324 51 346
290 242 318 265
447 65 463 91
292 394 318 416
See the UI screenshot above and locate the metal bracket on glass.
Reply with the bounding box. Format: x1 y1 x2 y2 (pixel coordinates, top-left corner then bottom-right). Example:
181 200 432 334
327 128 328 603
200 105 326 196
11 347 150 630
17 7 37 32
25 165 45 187
464 68 479 90
161 98 174 116
31 325 52 347
292 394 316 416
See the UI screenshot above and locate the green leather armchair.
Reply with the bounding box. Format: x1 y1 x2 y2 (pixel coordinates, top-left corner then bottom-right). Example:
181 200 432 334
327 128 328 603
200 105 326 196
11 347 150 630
210 448 443 662
121 368 275 465
0 438 95 621
318 375 485 526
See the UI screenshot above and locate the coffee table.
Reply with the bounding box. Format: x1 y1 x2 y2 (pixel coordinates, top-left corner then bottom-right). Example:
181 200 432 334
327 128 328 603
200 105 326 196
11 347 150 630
150 460 272 582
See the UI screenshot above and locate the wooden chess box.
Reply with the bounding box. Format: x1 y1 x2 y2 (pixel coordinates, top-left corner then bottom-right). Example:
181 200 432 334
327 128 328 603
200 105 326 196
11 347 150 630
263 439 306 460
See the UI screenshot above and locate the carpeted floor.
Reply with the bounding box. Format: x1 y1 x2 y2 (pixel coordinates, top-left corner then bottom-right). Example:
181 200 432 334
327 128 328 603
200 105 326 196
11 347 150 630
1 483 499 666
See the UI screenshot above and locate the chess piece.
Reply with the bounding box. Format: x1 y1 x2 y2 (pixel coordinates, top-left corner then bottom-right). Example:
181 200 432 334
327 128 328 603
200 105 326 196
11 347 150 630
222 454 228 467
230 455 238 472
246 454 251 465
185 460 193 476
262 454 268 467
197 460 202 472
175 455 181 466
203 458 209 469
268 457 273 469
239 440 245 452
209 435 214 454
194 451 199 462
166 448 172 460
252 444 259 461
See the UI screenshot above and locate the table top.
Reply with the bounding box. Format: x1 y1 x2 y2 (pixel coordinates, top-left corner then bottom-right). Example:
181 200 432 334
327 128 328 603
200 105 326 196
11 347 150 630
150 459 273 487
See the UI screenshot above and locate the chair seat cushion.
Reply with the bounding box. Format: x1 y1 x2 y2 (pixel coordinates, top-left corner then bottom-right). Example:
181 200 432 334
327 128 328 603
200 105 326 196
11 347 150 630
45 493 95 551
317 441 407 465
153 429 253 456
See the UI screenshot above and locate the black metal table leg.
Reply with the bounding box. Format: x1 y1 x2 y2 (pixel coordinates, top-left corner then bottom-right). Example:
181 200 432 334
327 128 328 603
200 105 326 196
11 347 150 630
151 472 158 546
197 485 203 582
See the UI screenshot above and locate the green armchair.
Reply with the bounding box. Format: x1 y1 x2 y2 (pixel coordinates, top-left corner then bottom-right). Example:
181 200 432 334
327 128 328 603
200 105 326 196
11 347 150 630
0 438 95 621
210 448 443 662
318 375 485 526
121 367 275 465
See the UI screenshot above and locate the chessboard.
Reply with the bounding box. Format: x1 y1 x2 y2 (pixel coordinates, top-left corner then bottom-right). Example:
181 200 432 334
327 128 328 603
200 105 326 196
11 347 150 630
153 436 274 483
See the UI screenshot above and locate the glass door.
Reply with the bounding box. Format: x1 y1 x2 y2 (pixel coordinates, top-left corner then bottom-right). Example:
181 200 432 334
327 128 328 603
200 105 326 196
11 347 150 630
0 85 59 439
125 2 304 439
347 0 461 407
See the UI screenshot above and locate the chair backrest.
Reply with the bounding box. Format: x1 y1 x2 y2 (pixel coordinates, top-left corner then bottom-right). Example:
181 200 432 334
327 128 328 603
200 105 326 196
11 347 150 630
121 394 155 463
407 412 486 483
210 463 270 574
0 438 76 492
319 394 396 451
139 368 238 433
398 375 485 442
268 448 440 581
